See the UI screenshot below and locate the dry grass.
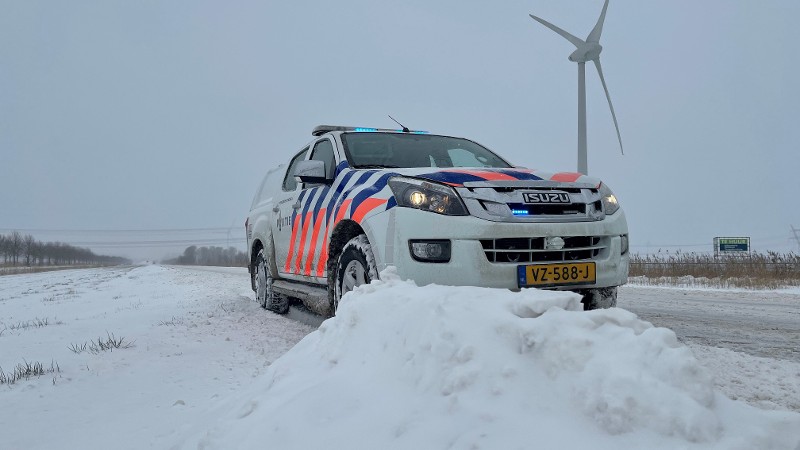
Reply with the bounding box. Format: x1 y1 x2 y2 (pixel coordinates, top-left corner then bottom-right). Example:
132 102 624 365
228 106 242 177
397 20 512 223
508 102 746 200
0 265 106 276
7 317 63 331
68 332 135 354
629 251 800 289
0 360 60 385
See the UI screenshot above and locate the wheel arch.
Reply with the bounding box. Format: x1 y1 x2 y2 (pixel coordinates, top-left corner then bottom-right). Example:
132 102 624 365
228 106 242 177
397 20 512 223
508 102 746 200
249 239 263 291
250 239 264 272
327 219 367 275
326 219 368 303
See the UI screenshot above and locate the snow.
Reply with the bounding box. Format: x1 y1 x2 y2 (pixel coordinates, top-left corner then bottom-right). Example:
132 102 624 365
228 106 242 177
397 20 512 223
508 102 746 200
687 344 800 412
0 265 313 449
629 275 800 293
1 266 799 449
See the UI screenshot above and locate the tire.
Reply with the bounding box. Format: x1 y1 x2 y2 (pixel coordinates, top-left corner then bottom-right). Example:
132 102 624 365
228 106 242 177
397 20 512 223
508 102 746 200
254 249 289 314
332 235 378 314
581 287 618 310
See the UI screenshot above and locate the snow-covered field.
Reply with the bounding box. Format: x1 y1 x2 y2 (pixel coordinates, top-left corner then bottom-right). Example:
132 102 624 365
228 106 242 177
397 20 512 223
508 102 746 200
1 266 798 449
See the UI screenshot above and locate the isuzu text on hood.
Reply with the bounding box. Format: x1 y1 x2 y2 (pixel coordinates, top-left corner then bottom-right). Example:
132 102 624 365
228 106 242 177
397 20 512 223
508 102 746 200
246 125 629 316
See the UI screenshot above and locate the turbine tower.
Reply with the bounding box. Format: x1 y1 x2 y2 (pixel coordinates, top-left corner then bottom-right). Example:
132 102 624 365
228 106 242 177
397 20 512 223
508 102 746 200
529 0 624 175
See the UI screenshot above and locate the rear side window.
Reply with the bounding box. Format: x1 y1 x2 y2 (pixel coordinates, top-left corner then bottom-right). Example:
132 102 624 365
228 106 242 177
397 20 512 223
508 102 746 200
310 139 336 180
253 174 271 208
282 147 309 191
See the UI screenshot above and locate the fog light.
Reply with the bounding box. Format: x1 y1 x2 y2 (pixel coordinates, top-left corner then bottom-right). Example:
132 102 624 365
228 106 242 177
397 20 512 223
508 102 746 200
409 240 451 263
620 234 629 255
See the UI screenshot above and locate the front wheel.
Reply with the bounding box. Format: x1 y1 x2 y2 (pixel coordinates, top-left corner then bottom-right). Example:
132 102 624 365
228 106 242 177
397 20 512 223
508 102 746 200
255 249 289 314
332 235 378 314
581 287 618 310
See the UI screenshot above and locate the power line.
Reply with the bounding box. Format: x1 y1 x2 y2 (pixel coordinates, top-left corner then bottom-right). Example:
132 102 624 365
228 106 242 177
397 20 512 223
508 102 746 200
630 243 709 248
0 227 234 233
63 238 246 247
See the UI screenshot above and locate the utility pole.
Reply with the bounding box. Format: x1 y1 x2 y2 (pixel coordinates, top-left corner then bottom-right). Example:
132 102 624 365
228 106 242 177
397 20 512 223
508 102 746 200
792 225 800 252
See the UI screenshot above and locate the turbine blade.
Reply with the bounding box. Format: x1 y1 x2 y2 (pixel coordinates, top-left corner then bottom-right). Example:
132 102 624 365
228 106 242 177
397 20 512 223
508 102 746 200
593 59 624 155
529 14 585 48
586 0 609 43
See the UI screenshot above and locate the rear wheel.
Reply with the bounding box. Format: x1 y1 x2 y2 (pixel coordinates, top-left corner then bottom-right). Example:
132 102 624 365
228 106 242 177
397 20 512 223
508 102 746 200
581 287 618 310
332 235 378 314
255 249 289 314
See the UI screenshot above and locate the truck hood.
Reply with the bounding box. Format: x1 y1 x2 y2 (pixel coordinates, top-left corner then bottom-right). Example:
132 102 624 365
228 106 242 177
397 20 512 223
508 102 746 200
382 167 602 188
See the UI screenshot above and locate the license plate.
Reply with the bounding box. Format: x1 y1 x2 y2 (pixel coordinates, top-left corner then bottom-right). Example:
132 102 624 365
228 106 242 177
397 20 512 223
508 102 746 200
517 262 596 287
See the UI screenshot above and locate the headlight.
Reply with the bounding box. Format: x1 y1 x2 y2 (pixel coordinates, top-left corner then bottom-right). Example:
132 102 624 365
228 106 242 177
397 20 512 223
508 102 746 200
388 177 468 216
598 182 620 215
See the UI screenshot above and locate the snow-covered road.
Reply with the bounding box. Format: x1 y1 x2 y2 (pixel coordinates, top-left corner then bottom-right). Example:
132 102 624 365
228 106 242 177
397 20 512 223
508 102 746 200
620 285 800 362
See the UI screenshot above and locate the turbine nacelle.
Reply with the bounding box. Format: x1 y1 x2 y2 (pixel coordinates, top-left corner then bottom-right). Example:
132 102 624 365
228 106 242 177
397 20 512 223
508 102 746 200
569 43 603 63
529 0 624 175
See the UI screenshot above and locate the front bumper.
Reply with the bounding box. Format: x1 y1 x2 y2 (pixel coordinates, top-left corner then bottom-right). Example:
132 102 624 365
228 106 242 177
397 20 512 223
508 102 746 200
364 207 629 291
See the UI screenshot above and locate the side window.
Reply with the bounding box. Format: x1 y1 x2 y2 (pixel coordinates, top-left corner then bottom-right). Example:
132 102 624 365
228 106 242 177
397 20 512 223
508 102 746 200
310 139 336 180
282 147 309 191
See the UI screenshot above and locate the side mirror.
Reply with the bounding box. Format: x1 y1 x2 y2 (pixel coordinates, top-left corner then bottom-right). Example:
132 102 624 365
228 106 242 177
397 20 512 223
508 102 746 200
294 160 329 184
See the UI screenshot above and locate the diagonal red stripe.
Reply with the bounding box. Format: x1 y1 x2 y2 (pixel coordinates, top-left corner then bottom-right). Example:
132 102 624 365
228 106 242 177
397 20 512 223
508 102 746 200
294 211 313 274
351 198 388 224
304 208 327 276
284 213 302 273
550 172 582 182
450 169 518 181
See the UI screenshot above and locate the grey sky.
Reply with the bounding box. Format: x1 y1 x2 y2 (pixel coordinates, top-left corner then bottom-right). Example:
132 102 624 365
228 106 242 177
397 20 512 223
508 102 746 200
2 0 799 260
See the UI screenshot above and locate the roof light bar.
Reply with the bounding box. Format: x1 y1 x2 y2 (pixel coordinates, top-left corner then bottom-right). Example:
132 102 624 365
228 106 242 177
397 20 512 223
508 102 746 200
312 125 428 136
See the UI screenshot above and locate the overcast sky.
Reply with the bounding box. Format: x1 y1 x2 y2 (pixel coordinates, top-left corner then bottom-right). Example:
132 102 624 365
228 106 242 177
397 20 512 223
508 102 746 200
2 0 799 261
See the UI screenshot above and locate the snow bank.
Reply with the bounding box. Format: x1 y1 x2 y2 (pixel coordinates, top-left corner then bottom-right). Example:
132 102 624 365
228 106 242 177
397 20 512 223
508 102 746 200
187 268 800 450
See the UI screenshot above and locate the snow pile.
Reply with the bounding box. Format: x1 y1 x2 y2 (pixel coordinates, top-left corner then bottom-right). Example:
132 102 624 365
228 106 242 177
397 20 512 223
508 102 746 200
187 268 800 450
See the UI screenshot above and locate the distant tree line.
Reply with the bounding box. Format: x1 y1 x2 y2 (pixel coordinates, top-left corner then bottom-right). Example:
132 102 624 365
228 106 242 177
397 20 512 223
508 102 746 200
165 245 248 267
0 231 130 267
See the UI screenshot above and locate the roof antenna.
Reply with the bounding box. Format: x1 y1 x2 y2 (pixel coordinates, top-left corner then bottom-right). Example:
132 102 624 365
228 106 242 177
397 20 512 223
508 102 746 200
388 115 410 133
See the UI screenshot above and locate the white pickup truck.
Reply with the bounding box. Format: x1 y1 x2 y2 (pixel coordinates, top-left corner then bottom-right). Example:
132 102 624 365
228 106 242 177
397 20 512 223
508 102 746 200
246 125 629 316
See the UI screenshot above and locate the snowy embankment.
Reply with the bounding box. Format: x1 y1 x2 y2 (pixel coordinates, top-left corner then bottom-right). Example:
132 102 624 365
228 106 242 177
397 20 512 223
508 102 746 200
0 265 313 449
1 266 799 449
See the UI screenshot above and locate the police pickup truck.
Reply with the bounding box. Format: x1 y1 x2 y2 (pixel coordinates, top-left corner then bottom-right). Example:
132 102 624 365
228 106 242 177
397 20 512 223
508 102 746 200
246 125 629 316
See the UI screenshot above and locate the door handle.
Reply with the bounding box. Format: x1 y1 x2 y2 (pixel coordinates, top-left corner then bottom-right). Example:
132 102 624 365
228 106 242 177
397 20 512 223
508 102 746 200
292 202 301 210
272 206 279 213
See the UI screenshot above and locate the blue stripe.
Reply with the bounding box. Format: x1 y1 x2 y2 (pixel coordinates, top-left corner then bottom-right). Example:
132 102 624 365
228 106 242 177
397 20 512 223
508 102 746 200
299 187 318 218
290 190 308 226
332 170 377 220
416 170 544 184
350 172 397 213
416 172 485 185
500 170 544 181
311 186 331 217
334 161 350 178
323 169 361 223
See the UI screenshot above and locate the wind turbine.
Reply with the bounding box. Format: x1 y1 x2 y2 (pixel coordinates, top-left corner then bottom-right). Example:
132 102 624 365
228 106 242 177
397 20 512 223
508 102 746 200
529 0 624 175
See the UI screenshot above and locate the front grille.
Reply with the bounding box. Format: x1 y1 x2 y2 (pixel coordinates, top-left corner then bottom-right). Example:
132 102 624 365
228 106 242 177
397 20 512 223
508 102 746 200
480 236 605 264
459 185 603 222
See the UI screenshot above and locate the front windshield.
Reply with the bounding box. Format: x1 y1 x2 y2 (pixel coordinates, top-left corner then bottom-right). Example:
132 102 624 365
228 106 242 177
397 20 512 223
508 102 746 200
341 133 512 169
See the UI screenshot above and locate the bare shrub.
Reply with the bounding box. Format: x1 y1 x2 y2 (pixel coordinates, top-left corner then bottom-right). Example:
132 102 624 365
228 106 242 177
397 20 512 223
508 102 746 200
629 251 800 289
7 317 62 331
69 332 135 354
0 360 60 385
